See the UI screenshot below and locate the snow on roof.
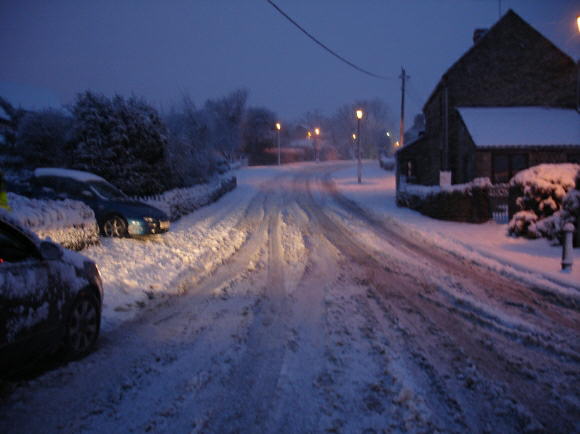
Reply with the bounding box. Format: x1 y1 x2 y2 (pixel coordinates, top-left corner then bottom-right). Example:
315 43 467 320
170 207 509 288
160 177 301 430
34 167 106 182
457 107 580 148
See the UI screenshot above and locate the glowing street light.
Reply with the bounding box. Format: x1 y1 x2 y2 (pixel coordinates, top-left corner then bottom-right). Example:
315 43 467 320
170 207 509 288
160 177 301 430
577 15 580 32
275 122 281 166
356 109 364 183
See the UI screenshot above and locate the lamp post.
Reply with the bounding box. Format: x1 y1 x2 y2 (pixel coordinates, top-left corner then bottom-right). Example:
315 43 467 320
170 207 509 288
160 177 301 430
352 133 357 160
314 128 320 162
356 109 363 183
275 122 281 165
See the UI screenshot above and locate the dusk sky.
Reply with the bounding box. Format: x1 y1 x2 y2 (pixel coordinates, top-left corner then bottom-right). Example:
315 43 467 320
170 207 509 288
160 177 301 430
1 0 579 126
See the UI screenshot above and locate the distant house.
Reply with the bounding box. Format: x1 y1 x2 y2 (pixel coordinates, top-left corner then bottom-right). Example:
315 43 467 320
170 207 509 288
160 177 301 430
397 10 579 187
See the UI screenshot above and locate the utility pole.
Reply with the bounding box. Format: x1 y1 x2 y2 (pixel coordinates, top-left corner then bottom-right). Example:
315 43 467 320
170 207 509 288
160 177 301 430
399 67 410 149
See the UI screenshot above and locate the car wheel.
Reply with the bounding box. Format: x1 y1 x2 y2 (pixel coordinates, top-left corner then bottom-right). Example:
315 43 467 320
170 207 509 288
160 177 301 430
64 293 100 359
103 216 127 237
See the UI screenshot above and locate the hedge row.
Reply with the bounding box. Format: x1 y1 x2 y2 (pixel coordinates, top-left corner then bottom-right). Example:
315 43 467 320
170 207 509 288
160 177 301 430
397 178 492 223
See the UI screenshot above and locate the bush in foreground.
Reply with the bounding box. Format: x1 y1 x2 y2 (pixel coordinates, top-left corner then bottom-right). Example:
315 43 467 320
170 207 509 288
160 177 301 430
508 164 579 241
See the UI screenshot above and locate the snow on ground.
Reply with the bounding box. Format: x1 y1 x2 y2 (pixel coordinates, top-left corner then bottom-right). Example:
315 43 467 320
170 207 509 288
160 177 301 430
332 161 580 289
89 160 578 335
85 166 280 332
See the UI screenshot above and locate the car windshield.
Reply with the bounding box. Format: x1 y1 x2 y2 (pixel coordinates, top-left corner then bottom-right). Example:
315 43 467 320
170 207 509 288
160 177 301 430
87 181 128 200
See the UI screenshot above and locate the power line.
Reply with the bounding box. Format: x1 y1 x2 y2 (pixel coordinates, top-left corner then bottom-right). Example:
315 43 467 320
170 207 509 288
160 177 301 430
265 0 394 81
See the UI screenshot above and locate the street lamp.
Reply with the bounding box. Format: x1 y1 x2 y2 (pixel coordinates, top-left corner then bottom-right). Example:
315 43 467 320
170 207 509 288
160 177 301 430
356 109 363 183
275 122 281 165
314 128 320 162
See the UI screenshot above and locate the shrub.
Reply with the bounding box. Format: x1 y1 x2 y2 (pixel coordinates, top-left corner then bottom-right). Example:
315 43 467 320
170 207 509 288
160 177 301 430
508 164 579 239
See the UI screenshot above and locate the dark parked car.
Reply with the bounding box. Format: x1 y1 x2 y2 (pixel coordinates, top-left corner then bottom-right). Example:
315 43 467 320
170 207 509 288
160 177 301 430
32 168 170 238
0 209 103 376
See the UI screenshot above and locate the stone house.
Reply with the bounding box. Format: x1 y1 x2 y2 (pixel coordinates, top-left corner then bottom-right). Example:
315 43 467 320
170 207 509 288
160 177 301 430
397 9 579 187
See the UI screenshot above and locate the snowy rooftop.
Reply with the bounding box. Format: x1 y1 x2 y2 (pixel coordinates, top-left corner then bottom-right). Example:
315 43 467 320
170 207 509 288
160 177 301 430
457 107 580 148
34 167 106 182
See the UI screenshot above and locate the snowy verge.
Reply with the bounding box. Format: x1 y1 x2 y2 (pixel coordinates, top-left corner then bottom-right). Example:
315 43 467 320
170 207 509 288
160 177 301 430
7 192 99 251
83 167 272 333
331 161 580 290
135 175 237 221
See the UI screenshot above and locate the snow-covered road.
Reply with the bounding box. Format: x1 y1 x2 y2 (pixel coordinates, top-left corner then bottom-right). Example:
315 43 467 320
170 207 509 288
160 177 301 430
2 162 579 433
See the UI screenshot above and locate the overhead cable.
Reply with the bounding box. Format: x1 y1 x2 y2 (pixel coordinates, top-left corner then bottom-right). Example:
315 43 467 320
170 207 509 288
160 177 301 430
265 0 393 81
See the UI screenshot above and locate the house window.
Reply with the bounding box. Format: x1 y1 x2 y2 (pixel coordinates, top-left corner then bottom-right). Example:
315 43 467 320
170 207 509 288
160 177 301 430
492 153 528 183
404 159 417 183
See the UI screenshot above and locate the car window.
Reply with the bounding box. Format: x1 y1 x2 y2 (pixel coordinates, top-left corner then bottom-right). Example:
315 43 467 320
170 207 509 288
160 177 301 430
62 180 89 199
87 181 127 200
0 224 38 263
34 176 60 197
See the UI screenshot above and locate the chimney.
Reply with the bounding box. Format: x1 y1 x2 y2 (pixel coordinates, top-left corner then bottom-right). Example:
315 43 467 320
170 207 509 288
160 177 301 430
473 28 488 44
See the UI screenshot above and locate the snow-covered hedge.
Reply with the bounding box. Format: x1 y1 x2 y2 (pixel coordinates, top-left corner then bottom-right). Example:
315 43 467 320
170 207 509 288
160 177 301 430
136 175 237 222
397 177 492 223
508 164 580 241
7 193 99 250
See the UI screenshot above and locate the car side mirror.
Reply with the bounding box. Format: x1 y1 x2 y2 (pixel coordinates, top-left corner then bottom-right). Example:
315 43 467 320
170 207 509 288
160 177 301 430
39 241 63 260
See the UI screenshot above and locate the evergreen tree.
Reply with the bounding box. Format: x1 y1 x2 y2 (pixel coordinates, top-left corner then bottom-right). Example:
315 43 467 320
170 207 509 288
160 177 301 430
71 91 169 195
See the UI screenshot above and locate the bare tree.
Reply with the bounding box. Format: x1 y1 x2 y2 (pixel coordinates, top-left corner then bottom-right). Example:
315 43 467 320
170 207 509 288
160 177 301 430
204 89 248 162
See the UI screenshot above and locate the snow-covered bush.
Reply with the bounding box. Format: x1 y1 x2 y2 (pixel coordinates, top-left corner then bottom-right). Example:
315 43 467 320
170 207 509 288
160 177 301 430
508 164 579 239
531 172 580 245
136 175 237 222
397 177 491 223
7 193 99 250
70 91 170 196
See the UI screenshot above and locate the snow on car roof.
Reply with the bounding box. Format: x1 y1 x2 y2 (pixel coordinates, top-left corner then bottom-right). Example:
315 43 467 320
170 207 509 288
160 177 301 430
34 167 107 182
457 107 580 148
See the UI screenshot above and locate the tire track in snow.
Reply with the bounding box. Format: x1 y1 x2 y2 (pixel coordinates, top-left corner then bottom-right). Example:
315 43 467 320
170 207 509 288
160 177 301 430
309 167 580 433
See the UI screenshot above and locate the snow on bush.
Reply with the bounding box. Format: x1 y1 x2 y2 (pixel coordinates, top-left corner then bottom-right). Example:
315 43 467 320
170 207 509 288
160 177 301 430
508 164 579 239
7 192 99 250
135 175 237 222
533 173 580 244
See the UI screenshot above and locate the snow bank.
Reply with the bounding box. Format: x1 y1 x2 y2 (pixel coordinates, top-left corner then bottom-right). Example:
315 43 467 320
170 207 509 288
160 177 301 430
136 175 237 222
7 193 99 250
